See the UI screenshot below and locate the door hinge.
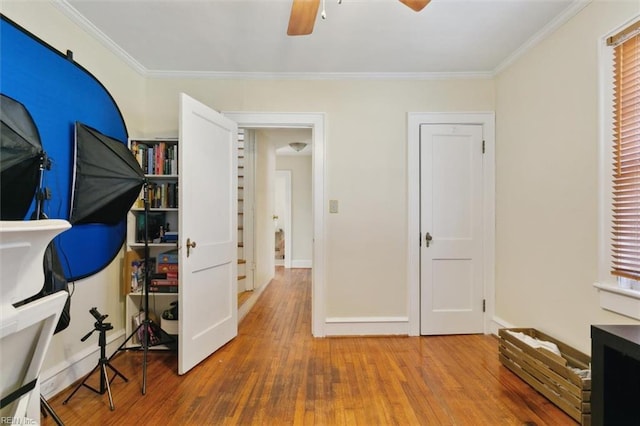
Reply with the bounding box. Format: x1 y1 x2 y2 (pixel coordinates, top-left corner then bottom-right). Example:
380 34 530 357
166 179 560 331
482 299 486 312
419 232 422 247
482 140 485 154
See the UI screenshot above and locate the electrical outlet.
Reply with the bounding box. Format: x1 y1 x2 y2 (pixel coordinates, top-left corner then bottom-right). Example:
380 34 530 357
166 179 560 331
329 200 339 214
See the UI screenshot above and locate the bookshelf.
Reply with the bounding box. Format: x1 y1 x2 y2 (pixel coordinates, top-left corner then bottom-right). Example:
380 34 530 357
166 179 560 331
124 138 180 349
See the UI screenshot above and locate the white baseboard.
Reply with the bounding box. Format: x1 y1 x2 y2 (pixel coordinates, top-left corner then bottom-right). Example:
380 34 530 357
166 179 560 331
291 259 312 268
40 329 125 399
324 316 409 336
490 316 515 336
238 279 272 322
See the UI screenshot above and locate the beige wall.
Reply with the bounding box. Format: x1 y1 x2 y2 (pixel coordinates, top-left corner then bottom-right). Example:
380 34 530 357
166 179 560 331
2 1 146 379
276 155 313 264
142 78 495 318
11 0 639 389
494 0 640 353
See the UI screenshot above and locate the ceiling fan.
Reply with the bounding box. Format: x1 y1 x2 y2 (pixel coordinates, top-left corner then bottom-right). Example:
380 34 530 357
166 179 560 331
287 0 431 36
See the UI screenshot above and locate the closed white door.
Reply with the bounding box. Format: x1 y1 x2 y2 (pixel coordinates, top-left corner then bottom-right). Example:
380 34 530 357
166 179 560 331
420 124 484 335
178 93 238 374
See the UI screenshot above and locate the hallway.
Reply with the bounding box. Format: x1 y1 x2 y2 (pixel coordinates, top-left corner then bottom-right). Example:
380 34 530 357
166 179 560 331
44 267 574 425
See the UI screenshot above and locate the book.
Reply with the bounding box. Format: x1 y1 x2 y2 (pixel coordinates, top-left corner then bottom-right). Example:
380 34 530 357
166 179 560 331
158 249 179 264
162 231 178 242
149 285 178 293
151 278 178 286
135 211 166 243
157 263 179 273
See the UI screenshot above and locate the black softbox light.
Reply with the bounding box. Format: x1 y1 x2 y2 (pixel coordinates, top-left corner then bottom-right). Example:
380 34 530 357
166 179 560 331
0 93 44 220
69 122 144 225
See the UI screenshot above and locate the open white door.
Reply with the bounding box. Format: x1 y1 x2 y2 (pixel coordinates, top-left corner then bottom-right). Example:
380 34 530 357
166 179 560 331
420 124 484 335
178 93 238 374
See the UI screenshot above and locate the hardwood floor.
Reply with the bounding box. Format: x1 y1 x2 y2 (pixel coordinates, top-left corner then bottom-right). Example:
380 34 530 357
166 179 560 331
43 267 576 425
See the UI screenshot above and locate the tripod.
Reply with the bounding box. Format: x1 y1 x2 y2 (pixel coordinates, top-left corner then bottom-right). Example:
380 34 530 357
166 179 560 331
112 182 173 395
63 309 128 410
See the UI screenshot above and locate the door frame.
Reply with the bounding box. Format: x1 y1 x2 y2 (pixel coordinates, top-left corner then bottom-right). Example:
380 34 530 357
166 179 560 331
407 112 495 336
223 112 326 337
275 169 293 269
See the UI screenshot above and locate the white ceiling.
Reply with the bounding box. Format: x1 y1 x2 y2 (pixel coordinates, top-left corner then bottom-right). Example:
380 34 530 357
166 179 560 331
59 0 587 78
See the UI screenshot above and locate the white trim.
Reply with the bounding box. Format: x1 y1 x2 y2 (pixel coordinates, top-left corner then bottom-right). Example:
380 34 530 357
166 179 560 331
494 0 591 75
594 283 640 321
292 260 313 268
39 329 125 398
222 112 326 337
54 0 148 76
407 112 496 337
324 317 409 336
490 316 516 336
238 279 272 322
146 70 494 81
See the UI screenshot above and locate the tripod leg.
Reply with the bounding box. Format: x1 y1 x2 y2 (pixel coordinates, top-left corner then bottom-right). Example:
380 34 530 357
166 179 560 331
62 362 101 405
105 362 129 383
109 319 144 361
41 394 64 426
101 364 115 411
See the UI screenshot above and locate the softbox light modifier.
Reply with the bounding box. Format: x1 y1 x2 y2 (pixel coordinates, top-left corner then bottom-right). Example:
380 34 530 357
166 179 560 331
0 93 44 220
69 122 144 225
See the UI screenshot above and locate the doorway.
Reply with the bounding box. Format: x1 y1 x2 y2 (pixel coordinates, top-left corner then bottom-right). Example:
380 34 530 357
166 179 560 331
223 112 326 337
407 112 496 336
275 170 292 268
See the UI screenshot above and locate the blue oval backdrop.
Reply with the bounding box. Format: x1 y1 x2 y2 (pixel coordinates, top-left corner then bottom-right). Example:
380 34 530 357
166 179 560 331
1 16 129 282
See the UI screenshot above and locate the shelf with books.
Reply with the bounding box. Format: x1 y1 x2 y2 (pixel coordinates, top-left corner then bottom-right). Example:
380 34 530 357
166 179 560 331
130 139 178 176
125 138 181 349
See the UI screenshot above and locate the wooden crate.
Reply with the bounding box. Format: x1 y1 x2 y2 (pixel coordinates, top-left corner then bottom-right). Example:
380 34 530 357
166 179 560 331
498 328 591 425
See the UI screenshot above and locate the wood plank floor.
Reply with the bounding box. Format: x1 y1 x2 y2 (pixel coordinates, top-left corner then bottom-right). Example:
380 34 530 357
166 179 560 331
43 267 576 425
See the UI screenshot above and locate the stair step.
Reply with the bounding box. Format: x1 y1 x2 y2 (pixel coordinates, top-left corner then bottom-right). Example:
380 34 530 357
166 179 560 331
237 275 246 281
238 259 246 264
238 242 244 247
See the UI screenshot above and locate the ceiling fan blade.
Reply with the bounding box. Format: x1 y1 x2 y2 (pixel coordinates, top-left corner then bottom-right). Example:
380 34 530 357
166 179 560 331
399 0 431 12
287 0 321 36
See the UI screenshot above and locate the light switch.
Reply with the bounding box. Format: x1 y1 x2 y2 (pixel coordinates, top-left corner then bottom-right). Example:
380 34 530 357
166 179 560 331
329 199 339 214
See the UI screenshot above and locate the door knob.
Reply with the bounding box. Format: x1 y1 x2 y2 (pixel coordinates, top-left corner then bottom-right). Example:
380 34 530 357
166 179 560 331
425 232 433 248
186 238 197 257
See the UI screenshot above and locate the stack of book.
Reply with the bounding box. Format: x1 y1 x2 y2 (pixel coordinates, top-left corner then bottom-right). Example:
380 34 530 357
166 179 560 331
131 141 178 176
150 249 179 293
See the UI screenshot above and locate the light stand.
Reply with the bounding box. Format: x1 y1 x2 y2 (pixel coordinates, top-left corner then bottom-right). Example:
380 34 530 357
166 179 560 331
62 308 127 410
32 152 51 220
111 181 173 395
68 122 173 397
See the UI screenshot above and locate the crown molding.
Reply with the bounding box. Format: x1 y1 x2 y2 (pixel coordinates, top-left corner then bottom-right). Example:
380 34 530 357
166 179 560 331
51 0 493 81
54 0 589 81
493 0 592 75
53 0 148 76
145 69 494 80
